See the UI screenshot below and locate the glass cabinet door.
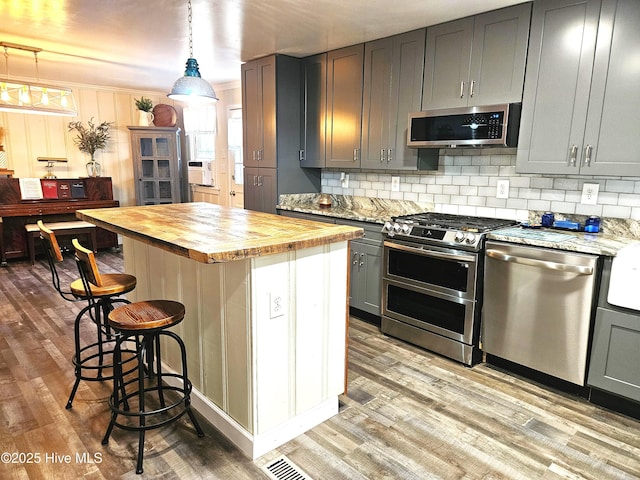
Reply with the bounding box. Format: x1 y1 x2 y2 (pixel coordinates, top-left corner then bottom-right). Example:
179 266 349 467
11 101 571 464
130 128 181 205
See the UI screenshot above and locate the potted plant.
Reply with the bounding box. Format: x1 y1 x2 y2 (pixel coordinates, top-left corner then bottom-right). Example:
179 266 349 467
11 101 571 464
68 118 113 177
135 97 154 126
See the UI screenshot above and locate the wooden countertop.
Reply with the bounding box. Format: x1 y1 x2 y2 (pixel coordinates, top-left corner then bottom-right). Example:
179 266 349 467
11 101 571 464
77 202 364 263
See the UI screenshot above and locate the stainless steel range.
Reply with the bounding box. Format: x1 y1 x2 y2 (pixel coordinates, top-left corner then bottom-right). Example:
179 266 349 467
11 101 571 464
380 212 519 366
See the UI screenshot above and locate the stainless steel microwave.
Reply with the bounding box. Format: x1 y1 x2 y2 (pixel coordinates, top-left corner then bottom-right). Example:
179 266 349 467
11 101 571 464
407 103 521 148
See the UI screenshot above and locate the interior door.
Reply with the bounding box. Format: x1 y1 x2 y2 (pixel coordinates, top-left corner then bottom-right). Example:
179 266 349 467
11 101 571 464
228 105 244 208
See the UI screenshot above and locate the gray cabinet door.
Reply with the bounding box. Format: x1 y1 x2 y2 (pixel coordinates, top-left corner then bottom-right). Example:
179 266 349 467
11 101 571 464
241 56 276 169
588 307 640 402
469 3 531 106
300 54 327 168
516 0 601 174
583 0 640 176
362 29 425 170
326 44 364 168
243 167 277 214
423 17 473 110
422 4 530 110
349 240 382 315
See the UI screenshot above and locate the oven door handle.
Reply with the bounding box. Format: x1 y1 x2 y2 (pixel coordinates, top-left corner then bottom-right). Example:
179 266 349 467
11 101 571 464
486 249 594 275
384 241 477 263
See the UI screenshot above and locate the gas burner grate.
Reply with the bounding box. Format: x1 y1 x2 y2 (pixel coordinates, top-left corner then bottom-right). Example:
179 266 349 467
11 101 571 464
394 212 518 233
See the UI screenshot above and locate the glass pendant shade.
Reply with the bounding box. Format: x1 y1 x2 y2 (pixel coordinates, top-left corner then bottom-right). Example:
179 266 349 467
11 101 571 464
167 58 218 103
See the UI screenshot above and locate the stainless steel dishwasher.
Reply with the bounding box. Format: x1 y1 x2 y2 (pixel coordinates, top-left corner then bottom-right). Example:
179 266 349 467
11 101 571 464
482 240 599 385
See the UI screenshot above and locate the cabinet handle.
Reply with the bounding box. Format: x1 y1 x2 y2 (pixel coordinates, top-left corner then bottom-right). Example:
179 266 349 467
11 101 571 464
257 175 263 187
387 149 392 163
258 150 262 162
584 144 593 166
460 81 465 99
568 145 578 167
380 149 386 163
352 251 358 265
252 150 257 162
353 148 359 162
470 80 476 98
253 176 258 186
299 150 304 162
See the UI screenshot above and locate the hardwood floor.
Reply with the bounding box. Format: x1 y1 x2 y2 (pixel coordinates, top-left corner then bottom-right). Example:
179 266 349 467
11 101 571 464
1 250 639 479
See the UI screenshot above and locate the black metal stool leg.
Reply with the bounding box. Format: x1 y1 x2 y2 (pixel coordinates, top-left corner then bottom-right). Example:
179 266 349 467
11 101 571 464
66 302 93 409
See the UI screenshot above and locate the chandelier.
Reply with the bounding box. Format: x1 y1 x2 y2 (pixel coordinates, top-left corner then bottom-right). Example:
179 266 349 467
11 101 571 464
0 41 78 117
167 0 218 103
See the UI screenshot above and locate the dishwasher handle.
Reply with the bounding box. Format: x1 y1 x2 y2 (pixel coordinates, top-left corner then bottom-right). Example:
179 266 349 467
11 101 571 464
486 249 594 275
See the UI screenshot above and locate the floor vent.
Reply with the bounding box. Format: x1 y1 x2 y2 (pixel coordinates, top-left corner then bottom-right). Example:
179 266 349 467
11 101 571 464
262 455 313 480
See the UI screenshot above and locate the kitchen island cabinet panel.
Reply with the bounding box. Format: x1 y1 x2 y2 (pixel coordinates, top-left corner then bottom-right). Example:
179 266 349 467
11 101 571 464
79 203 361 459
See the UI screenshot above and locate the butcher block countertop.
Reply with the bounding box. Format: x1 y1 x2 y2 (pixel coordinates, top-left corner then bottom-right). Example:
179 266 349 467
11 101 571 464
77 202 363 264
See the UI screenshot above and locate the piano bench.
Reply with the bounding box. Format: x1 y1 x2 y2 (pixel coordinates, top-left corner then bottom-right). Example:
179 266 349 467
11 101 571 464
26 221 97 265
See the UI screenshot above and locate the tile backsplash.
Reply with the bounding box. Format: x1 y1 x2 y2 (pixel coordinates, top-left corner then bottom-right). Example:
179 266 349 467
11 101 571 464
322 148 640 221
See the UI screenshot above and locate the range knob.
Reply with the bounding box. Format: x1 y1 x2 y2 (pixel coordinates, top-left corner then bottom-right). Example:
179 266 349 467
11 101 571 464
383 221 393 232
465 233 477 244
454 231 465 243
401 223 411 234
393 222 402 232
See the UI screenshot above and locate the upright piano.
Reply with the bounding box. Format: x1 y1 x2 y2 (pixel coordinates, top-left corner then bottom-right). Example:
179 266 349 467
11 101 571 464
0 177 119 265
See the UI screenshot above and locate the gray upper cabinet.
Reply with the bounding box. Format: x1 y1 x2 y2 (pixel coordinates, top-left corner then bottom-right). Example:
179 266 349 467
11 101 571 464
326 44 364 169
242 55 320 213
422 3 531 110
242 56 276 169
300 53 327 168
517 0 640 176
361 29 426 170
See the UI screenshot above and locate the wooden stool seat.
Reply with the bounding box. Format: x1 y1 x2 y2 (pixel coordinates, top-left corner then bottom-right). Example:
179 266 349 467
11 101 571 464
70 273 137 298
108 300 185 331
26 220 97 265
103 297 203 474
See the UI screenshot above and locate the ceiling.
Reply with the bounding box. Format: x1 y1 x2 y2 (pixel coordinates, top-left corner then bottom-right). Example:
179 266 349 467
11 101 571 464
1 0 526 93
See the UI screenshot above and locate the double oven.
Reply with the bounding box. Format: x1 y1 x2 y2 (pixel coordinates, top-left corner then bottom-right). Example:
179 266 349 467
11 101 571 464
380 213 518 366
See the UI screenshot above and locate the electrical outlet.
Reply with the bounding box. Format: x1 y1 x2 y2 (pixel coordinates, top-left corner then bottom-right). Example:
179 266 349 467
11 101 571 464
496 180 509 199
341 173 349 188
391 176 400 192
581 183 599 205
270 291 285 318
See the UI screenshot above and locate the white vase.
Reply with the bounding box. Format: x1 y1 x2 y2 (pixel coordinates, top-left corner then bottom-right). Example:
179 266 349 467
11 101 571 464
138 110 154 126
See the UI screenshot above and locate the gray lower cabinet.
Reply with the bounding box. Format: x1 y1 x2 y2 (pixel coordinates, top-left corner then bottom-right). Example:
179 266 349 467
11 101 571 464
326 44 364 169
588 307 640 402
517 0 640 176
336 219 383 316
243 167 276 214
361 29 426 170
422 3 530 110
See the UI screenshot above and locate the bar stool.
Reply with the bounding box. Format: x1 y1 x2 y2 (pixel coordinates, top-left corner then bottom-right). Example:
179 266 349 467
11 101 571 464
71 240 204 474
38 221 137 408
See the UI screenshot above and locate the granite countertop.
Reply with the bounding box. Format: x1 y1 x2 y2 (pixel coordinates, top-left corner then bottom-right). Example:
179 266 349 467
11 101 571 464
77 202 363 264
488 226 639 256
277 193 434 224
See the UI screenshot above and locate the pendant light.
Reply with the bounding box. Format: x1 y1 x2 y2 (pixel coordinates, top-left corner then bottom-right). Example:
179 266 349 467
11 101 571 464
168 0 218 103
0 42 78 116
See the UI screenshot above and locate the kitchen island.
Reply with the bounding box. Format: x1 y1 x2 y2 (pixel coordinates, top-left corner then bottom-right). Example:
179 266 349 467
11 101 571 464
76 202 363 459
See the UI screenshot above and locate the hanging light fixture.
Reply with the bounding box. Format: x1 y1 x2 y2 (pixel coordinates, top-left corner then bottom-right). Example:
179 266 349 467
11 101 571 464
168 0 218 103
0 42 78 116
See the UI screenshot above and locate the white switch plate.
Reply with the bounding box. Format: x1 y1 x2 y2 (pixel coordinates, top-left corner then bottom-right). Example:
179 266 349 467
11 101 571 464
391 176 400 192
270 291 285 318
581 183 599 205
496 180 509 199
341 173 349 188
